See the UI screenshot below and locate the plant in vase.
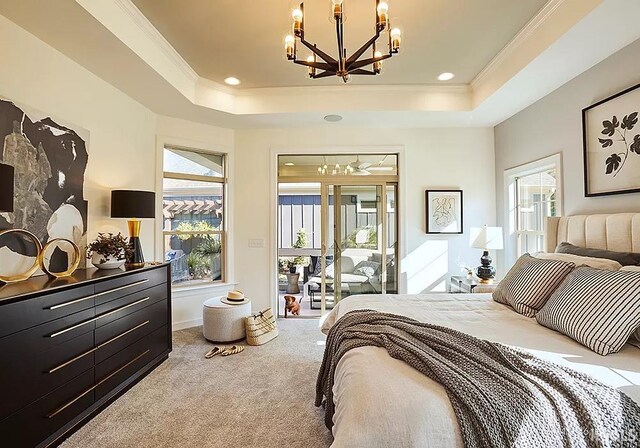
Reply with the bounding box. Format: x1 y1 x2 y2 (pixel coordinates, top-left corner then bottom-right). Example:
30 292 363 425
87 233 131 269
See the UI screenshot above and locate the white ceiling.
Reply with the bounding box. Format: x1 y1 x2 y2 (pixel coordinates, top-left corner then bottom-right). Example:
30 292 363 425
130 0 547 88
1 0 639 129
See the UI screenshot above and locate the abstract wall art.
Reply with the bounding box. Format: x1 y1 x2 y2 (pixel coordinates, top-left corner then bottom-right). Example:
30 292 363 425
425 189 463 234
0 98 89 277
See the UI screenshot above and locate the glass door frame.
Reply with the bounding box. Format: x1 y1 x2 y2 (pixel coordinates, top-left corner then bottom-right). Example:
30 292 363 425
318 179 398 315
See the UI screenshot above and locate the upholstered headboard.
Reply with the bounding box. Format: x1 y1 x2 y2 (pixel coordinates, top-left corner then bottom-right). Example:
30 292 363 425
546 213 640 253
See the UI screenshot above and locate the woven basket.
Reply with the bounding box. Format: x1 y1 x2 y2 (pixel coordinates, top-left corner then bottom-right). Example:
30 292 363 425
245 308 278 346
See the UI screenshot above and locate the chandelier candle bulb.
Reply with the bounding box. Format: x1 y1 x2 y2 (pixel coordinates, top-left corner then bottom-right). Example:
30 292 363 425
332 0 343 19
377 2 389 29
373 50 383 73
285 34 295 59
307 55 316 77
292 8 303 35
391 28 402 52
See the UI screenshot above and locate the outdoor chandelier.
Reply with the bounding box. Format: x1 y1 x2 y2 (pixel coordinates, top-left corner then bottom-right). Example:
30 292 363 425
284 0 402 83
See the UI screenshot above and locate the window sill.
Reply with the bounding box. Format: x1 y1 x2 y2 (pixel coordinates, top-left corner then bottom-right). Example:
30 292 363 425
171 281 238 299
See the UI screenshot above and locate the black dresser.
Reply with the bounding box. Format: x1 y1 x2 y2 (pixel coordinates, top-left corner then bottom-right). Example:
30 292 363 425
0 263 172 448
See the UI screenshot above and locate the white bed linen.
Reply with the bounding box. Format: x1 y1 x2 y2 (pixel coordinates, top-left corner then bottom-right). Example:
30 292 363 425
320 293 640 448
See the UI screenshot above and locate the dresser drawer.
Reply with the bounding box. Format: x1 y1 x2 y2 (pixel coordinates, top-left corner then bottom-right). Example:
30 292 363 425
93 267 167 307
95 325 168 401
0 368 95 448
0 330 94 421
0 285 95 339
94 283 167 329
95 299 168 364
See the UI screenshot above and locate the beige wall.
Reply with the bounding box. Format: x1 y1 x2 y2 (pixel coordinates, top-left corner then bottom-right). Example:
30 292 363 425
495 39 640 272
234 127 496 311
0 14 158 255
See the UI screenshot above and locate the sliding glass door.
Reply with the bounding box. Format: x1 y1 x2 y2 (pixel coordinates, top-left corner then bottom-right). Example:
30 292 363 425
319 182 398 313
277 154 399 317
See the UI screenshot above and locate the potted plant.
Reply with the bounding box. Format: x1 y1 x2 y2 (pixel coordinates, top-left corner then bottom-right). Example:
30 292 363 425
87 233 131 270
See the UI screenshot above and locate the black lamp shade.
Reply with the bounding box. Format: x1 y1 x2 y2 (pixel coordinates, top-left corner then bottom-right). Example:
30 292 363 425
110 190 155 219
0 163 14 213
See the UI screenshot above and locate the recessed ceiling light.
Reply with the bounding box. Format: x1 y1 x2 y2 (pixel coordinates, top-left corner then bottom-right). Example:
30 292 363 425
284 162 295 166
324 114 343 122
224 77 241 86
437 72 455 81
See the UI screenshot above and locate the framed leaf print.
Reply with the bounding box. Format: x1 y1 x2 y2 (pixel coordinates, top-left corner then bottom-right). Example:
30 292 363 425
582 83 640 197
425 190 463 234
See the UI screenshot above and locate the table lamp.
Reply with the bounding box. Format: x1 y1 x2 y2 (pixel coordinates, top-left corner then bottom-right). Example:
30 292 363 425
111 190 155 269
0 163 14 213
470 226 503 284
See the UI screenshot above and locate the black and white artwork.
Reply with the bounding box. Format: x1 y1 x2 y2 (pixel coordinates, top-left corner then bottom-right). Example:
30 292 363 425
425 189 463 234
583 83 640 197
0 98 89 274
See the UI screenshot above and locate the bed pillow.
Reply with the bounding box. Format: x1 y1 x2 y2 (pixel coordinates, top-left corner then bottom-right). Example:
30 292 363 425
532 252 622 271
493 254 575 317
536 267 640 355
353 260 381 279
555 242 640 266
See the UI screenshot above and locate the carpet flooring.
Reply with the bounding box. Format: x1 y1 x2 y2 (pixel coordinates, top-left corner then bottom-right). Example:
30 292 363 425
60 319 333 448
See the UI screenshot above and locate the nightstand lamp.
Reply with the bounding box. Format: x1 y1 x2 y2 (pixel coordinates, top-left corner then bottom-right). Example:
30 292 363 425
111 190 155 269
470 226 503 284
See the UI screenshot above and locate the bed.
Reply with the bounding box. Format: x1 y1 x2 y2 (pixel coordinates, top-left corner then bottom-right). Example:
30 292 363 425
320 213 640 448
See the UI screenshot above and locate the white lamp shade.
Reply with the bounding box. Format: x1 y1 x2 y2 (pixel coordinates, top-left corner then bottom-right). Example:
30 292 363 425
470 226 504 250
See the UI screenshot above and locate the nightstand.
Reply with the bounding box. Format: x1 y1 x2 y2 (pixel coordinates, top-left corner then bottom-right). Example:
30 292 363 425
450 275 498 293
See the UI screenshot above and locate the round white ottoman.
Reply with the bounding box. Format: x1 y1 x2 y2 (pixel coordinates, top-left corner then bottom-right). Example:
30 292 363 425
202 297 252 342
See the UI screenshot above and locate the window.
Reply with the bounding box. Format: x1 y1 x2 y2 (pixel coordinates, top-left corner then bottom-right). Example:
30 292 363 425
504 154 562 264
515 168 558 256
162 146 226 285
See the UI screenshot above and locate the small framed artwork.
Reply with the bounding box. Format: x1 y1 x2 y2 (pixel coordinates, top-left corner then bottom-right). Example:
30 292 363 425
425 189 463 234
582 82 640 197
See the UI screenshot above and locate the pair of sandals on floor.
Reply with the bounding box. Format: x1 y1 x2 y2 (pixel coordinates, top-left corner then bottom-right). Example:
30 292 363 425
204 345 245 359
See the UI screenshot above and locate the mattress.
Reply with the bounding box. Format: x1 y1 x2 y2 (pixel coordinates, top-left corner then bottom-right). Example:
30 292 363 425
320 293 640 448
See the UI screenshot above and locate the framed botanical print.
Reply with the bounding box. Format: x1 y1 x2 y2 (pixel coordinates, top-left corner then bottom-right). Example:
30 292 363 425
582 83 640 197
425 189 463 234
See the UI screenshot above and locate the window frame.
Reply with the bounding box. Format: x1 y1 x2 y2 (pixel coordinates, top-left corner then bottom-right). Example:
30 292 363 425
162 145 227 286
503 154 563 269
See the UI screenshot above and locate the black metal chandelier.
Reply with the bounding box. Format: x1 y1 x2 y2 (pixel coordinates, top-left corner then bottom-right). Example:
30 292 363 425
284 0 402 83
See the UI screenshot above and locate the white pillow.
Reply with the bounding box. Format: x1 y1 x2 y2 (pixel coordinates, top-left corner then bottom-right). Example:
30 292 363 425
621 266 640 273
532 252 622 271
536 267 640 355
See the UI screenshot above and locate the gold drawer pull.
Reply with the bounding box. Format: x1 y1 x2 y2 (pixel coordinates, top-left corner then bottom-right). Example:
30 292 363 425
49 297 151 338
47 321 150 374
46 279 149 310
46 349 150 419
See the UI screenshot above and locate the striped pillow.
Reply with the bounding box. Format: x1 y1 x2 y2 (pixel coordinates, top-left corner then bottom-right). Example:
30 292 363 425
493 254 575 317
536 267 640 355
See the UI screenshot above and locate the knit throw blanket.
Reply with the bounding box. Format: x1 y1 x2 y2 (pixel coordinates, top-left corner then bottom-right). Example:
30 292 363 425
315 310 640 448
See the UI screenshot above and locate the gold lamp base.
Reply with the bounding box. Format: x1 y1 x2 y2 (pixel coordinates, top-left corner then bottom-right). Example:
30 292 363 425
126 219 145 269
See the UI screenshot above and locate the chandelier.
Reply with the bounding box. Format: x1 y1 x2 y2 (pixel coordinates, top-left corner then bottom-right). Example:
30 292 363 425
284 0 402 83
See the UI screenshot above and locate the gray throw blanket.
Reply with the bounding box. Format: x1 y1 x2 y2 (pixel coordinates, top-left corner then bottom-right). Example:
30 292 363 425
316 310 640 448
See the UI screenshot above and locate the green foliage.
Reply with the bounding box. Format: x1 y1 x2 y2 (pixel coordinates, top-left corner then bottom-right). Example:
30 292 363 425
87 233 131 262
345 226 377 249
176 221 218 241
194 238 221 256
280 229 309 273
186 252 210 279
292 228 308 267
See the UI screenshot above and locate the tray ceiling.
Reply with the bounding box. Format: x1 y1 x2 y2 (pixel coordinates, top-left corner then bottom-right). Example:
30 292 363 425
131 0 548 88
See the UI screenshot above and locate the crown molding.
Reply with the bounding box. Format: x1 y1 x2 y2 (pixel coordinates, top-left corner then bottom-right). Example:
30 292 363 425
112 0 198 84
471 0 566 89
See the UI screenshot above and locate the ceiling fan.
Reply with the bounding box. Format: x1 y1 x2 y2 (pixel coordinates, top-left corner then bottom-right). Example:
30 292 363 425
348 156 372 176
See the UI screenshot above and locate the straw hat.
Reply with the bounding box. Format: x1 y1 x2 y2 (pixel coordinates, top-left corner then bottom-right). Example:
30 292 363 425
221 290 250 305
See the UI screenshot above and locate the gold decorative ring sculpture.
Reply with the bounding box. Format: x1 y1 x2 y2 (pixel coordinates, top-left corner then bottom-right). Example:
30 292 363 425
0 228 43 283
39 238 81 278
